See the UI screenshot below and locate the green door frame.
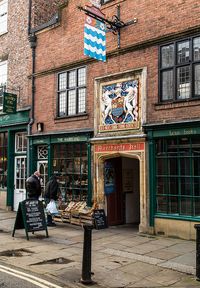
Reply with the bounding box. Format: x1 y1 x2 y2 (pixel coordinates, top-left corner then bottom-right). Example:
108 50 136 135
145 120 200 227
28 133 93 207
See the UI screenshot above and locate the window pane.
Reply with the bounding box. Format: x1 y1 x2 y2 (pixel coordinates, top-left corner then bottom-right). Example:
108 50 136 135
193 37 200 61
194 199 200 216
180 197 192 215
68 70 76 88
161 70 173 100
157 196 167 213
169 158 178 175
161 44 174 68
180 176 191 195
194 64 200 96
157 177 166 194
169 177 178 195
15 132 27 153
78 88 86 113
177 40 190 64
78 67 86 86
59 92 66 116
57 67 86 117
59 73 66 90
68 90 76 115
0 0 8 35
0 90 3 110
0 61 7 86
169 196 178 214
177 66 190 99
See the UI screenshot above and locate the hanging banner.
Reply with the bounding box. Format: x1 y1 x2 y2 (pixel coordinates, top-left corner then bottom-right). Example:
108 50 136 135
84 15 106 62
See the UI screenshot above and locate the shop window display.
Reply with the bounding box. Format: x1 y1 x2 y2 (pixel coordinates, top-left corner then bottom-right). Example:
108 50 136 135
155 136 200 217
52 143 88 203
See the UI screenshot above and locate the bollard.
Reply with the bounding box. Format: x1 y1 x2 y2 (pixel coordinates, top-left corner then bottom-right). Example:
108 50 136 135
81 224 94 285
194 224 200 281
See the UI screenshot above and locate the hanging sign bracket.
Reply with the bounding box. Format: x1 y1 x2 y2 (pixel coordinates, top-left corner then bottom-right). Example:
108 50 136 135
78 4 137 48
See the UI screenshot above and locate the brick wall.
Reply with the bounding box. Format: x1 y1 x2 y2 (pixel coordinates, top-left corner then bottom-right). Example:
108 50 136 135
31 0 67 28
32 0 200 133
0 0 68 110
0 0 31 108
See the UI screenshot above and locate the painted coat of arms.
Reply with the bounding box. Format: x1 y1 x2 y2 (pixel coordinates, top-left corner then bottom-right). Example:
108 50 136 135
101 80 138 127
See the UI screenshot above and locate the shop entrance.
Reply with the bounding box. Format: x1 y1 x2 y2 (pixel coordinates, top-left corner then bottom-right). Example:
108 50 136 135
105 157 140 226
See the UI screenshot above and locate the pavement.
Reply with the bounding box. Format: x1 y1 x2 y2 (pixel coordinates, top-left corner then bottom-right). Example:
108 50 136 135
0 209 199 288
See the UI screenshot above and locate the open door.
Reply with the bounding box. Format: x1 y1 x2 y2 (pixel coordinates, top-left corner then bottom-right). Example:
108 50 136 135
105 156 140 227
105 158 124 225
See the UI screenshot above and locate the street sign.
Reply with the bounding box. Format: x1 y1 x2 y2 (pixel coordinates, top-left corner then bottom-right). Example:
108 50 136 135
3 92 17 114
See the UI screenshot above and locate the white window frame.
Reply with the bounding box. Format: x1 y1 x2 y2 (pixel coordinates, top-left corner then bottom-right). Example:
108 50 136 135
0 60 7 111
0 0 8 35
15 132 27 153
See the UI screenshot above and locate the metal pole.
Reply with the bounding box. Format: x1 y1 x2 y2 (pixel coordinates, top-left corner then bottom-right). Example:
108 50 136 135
81 224 94 285
194 224 200 281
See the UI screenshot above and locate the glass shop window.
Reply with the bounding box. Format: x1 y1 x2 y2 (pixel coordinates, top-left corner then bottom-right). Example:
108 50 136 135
155 136 200 218
52 143 88 202
0 132 8 189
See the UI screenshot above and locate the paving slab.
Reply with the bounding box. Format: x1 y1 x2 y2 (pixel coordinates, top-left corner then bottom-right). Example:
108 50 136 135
0 209 198 288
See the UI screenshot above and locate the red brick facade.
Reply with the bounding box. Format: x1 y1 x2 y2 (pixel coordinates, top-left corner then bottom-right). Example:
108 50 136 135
32 0 200 134
31 0 67 27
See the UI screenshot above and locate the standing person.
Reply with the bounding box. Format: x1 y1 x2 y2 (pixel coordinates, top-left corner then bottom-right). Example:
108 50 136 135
26 171 42 200
45 175 60 226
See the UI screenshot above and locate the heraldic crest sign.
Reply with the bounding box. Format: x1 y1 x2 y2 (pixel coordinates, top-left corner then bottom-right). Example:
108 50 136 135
99 80 139 132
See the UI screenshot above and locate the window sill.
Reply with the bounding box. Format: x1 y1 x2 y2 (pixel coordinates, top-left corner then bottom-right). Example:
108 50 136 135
155 213 200 222
155 98 200 110
54 113 89 123
0 31 8 37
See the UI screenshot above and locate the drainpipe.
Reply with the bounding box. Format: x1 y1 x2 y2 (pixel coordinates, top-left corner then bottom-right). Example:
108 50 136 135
27 0 37 176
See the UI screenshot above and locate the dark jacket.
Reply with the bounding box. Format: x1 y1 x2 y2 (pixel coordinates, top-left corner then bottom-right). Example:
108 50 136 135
45 176 60 201
26 174 41 199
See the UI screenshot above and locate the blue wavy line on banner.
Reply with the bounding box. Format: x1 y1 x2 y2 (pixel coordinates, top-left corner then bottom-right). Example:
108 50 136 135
84 38 106 52
84 26 105 40
84 48 106 62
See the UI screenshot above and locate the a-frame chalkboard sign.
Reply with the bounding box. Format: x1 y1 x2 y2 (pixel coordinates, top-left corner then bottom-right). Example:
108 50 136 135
12 199 48 240
93 209 107 230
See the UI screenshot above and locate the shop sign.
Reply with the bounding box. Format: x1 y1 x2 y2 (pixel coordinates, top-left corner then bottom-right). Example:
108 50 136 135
3 92 17 114
152 127 200 138
0 110 29 126
52 135 88 143
32 139 49 145
95 142 144 153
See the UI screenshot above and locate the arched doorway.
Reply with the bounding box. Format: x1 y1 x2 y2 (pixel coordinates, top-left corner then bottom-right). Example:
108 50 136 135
105 156 140 226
